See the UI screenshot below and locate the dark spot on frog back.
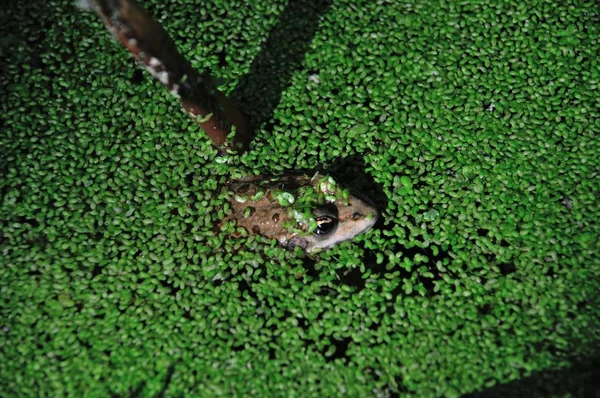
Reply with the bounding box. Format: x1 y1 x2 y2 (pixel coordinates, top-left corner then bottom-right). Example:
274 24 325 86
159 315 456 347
252 225 261 234
236 184 250 194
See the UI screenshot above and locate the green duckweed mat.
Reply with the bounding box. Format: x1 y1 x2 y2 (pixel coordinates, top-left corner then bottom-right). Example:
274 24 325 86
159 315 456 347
1 0 599 396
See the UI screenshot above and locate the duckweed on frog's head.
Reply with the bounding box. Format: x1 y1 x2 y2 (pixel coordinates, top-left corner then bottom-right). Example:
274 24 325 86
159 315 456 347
224 173 378 253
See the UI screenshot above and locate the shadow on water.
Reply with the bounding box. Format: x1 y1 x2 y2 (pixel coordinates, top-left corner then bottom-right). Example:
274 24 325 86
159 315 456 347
125 362 178 398
324 155 457 302
461 353 600 398
231 0 332 127
322 154 389 215
361 352 600 398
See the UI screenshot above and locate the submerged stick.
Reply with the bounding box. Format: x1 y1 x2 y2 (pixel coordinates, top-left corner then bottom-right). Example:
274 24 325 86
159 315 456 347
81 0 250 154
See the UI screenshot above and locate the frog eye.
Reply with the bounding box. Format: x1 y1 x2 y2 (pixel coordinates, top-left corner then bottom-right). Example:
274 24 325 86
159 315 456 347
313 216 337 236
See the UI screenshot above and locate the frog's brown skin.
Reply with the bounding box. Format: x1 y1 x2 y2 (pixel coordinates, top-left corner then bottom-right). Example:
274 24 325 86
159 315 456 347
225 173 378 253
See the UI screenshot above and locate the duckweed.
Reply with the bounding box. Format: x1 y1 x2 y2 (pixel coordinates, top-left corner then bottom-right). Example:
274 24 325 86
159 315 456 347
1 0 599 396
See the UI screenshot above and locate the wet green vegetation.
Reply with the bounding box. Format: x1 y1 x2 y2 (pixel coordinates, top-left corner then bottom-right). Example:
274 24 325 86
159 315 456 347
1 0 599 396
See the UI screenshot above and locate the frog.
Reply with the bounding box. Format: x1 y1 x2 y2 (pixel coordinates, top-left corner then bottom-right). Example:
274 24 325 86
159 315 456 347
80 0 379 252
224 173 378 253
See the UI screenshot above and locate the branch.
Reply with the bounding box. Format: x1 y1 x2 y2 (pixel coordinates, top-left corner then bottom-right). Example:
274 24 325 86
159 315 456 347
82 0 251 154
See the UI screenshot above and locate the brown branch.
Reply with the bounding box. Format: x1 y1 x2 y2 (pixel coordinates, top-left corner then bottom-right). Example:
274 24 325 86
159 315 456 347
84 0 250 154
